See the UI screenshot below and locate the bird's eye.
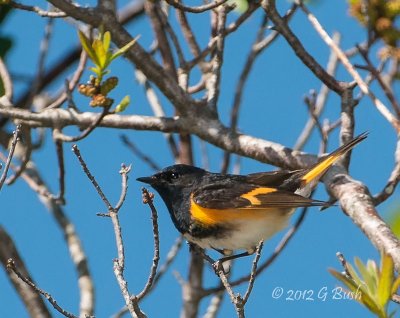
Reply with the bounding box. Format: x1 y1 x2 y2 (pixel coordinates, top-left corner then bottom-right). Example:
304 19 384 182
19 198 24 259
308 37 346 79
162 171 179 183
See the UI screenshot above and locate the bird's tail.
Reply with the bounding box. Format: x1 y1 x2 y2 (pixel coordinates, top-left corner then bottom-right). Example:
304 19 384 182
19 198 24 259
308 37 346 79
300 132 368 187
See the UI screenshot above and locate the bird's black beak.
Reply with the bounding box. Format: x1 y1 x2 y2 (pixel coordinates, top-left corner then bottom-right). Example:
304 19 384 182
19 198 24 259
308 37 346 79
137 176 156 184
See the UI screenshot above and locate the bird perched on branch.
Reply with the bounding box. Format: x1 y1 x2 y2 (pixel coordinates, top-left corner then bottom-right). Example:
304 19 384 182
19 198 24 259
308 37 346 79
137 133 367 264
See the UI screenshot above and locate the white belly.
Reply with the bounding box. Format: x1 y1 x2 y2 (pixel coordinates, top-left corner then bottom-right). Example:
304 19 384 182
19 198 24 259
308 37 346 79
185 208 294 252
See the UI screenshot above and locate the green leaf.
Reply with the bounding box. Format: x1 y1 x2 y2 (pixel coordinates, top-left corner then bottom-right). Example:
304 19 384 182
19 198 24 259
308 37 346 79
377 254 394 308
89 66 102 77
329 269 381 315
92 38 107 68
109 35 140 62
78 31 99 65
346 262 364 289
366 259 379 295
115 95 130 113
391 275 400 295
387 209 400 238
102 31 111 53
355 257 376 295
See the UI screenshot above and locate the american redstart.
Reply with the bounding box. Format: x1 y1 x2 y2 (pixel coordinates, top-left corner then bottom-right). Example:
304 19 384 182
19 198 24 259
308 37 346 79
137 133 367 263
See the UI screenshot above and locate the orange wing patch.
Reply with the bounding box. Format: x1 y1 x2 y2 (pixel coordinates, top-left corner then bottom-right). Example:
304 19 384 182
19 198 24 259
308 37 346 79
190 202 268 225
190 188 276 226
240 187 277 205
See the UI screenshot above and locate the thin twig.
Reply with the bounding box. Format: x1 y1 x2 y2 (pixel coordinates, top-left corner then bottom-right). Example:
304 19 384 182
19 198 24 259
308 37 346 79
137 188 160 300
9 1 67 17
339 83 357 169
336 252 400 305
73 147 146 317
205 207 308 295
0 125 21 191
5 125 32 185
356 45 400 117
294 32 341 150
6 259 78 318
145 1 177 79
373 136 400 205
46 50 88 109
242 241 264 303
164 0 229 14
27 17 55 107
175 6 201 60
297 0 400 131
0 57 13 101
205 4 227 112
135 70 179 161
207 241 264 318
120 135 161 171
71 144 113 210
112 169 147 318
222 5 298 172
113 236 183 318
304 90 326 144
54 138 66 204
0 227 51 318
114 164 131 211
53 107 110 142
8 159 95 316
202 290 224 318
262 0 342 94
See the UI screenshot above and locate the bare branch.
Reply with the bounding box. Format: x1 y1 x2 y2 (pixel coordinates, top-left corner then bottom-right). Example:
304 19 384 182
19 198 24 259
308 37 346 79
205 5 227 111
335 252 400 305
6 259 78 318
0 57 13 101
338 83 357 169
205 207 308 295
357 45 400 117
222 4 298 172
71 144 113 210
73 146 146 317
0 125 21 191
203 291 224 318
211 241 264 318
373 136 400 205
53 107 110 142
0 227 51 318
135 70 180 160
297 0 400 132
145 1 178 78
6 126 33 185
164 0 229 14
14 1 145 110
262 0 343 94
13 163 95 317
325 167 400 272
46 51 88 109
294 32 341 151
137 188 160 300
9 1 67 17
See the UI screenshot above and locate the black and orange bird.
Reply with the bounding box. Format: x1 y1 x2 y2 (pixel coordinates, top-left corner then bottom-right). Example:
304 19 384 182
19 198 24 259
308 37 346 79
137 133 367 262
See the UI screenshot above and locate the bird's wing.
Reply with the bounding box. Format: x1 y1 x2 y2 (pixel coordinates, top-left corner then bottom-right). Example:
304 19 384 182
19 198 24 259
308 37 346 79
192 181 329 210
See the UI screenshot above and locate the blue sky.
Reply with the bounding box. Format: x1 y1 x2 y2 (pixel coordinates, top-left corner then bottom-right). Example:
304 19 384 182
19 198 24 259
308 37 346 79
1 1 399 317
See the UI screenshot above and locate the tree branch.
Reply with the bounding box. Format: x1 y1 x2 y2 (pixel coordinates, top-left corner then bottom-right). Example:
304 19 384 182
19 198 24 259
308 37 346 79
0 227 51 318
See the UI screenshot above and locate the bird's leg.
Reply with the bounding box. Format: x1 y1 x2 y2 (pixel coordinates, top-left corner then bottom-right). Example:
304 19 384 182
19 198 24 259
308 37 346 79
188 242 216 265
212 248 256 274
219 251 252 262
